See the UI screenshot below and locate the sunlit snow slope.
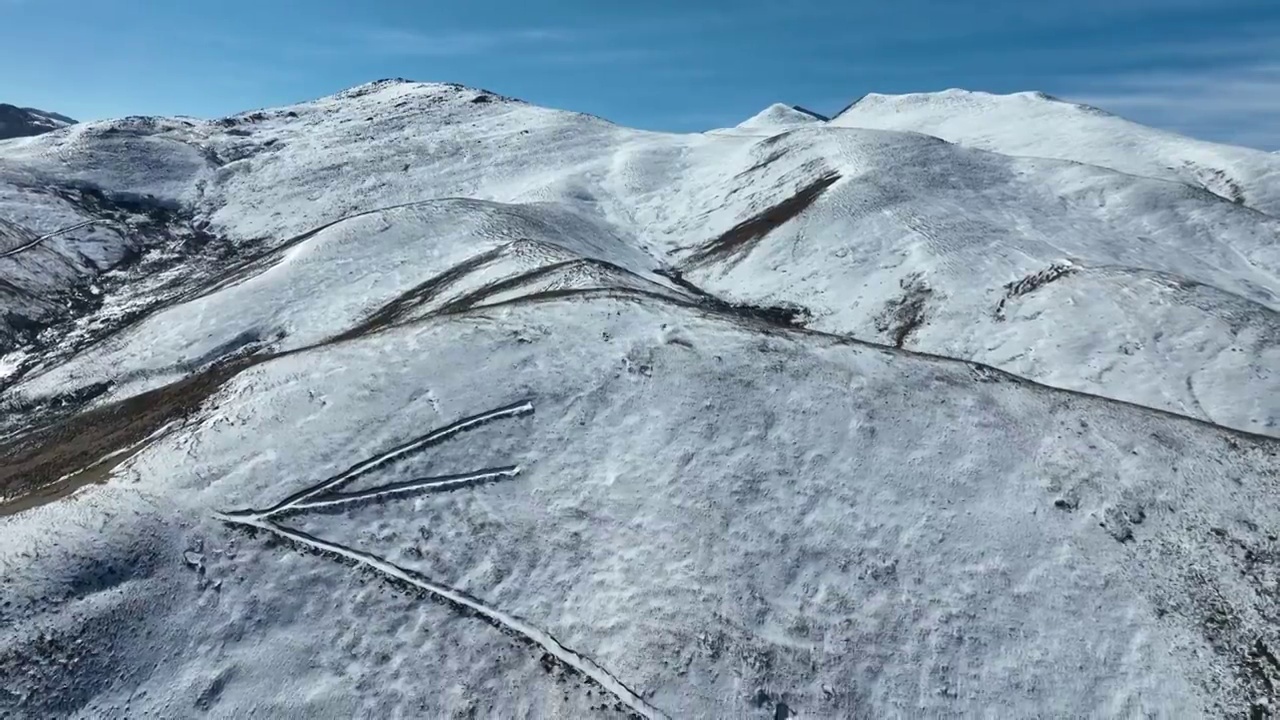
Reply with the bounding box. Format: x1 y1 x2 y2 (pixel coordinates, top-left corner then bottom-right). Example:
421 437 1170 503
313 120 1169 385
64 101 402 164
3 80 1278 433
2 79 1280 718
832 89 1280 216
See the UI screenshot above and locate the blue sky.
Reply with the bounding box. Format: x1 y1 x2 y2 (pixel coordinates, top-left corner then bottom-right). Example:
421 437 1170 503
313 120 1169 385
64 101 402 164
2 0 1278 149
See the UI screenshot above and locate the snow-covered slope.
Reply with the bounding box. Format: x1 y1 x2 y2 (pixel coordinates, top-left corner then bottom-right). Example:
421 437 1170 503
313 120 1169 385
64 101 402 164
3 79 1280 717
3 80 1278 433
832 90 1280 215
0 103 75 141
5 294 1280 718
669 126 1280 434
14 199 689 405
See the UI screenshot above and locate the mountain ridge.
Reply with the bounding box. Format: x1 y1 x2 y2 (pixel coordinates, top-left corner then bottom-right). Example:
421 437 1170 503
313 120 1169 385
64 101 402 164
2 79 1280 718
0 103 75 141
2 79 1277 433
831 88 1280 214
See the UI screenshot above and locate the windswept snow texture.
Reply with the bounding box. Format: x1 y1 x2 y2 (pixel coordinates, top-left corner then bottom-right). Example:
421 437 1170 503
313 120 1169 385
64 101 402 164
1 79 1277 432
4 296 1280 718
2 79 1280 717
833 89 1280 215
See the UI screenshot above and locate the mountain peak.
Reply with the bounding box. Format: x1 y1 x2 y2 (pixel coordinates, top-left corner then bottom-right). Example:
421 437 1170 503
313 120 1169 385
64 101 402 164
0 103 76 141
4 76 1280 720
834 89 1110 121
323 78 523 107
735 102 829 131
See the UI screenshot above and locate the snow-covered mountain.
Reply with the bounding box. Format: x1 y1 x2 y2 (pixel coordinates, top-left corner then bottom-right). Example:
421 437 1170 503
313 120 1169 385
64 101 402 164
711 103 830 135
833 89 1280 216
3 81 1276 434
0 103 75 141
2 80 1280 718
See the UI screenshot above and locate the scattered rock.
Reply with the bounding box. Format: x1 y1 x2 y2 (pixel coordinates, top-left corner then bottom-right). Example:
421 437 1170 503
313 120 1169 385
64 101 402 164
994 261 1077 320
875 272 933 348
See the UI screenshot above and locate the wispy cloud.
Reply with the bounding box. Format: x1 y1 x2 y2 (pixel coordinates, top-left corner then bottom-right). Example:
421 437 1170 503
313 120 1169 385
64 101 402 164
302 23 715 73
1063 50 1280 150
347 27 572 58
274 24 686 69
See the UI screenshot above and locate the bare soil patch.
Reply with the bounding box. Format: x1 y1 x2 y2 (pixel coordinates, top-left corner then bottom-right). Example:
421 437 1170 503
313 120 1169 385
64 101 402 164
685 171 840 268
0 357 257 516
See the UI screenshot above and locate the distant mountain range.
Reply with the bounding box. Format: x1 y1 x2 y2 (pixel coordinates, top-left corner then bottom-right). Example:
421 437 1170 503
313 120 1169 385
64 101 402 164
0 103 75 141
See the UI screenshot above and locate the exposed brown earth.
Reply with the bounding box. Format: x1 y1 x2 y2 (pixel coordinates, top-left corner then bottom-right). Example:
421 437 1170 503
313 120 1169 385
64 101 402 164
0 357 257 515
684 171 840 268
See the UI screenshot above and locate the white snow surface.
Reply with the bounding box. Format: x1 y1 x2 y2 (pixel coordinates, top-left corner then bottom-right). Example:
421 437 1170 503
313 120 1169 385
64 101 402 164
712 103 829 136
2 79 1277 431
832 89 1280 216
2 79 1280 717
6 296 1280 718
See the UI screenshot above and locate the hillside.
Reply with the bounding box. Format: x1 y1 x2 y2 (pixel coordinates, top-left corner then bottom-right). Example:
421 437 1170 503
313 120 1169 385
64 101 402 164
2 80 1280 718
2 81 1277 433
831 90 1280 216
0 103 75 141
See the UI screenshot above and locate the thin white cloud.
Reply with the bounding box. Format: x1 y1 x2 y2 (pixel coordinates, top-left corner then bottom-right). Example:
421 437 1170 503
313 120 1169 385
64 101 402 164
523 47 665 65
1066 63 1280 150
317 24 702 70
349 27 571 57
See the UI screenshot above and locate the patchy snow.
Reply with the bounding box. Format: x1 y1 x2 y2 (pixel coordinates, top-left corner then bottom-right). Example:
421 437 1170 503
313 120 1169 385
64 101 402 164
3 79 1280 717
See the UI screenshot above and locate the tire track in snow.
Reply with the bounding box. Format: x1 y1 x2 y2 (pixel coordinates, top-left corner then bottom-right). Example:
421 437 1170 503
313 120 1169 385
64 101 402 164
0 219 110 259
287 465 521 511
221 399 534 520
215 399 667 717
215 511 669 719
